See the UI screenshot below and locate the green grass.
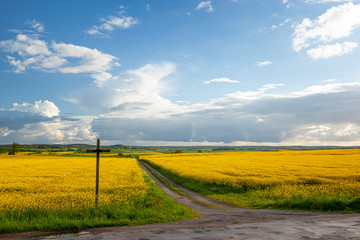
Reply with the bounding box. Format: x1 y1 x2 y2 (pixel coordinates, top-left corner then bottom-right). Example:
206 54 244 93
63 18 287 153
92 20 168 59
0 168 199 234
142 160 360 213
142 163 220 209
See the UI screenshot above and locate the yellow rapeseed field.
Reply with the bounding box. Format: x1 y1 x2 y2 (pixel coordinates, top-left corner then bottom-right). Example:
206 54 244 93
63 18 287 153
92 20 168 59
144 149 360 200
0 153 148 211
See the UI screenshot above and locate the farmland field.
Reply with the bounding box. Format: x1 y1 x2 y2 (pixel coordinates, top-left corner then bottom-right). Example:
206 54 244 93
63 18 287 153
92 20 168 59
0 153 197 233
0 153 148 210
143 149 360 212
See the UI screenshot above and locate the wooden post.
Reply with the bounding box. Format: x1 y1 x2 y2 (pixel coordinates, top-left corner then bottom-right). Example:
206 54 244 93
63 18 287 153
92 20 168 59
95 139 100 207
86 139 110 207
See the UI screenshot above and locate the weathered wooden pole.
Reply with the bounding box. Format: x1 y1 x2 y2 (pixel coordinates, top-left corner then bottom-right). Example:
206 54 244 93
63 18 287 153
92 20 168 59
95 139 100 207
86 138 110 207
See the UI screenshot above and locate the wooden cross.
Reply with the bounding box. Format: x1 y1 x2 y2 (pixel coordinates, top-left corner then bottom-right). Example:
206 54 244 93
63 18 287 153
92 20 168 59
86 139 110 207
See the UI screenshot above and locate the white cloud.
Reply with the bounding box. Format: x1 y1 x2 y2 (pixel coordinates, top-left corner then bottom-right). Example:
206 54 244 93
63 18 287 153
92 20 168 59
0 34 51 56
225 83 284 101
25 20 45 32
259 83 285 91
12 100 60 118
306 41 358 59
334 123 359 136
0 34 119 85
73 62 179 118
0 100 97 144
91 72 113 87
204 77 239 84
2 116 97 144
292 82 360 96
196 1 214 13
292 2 360 57
282 0 293 8
146 4 151 11
285 123 360 145
176 100 190 104
321 78 338 82
86 7 138 36
306 0 357 3
52 42 117 74
255 60 273 66
0 127 12 137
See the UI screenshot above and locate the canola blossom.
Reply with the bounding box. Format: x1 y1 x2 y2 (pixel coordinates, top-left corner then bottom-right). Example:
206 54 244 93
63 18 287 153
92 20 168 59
144 150 360 200
0 153 148 211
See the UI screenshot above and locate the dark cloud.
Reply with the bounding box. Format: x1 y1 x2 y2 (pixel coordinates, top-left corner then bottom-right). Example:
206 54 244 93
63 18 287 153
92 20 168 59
244 91 360 121
92 87 360 144
0 110 53 130
92 118 193 142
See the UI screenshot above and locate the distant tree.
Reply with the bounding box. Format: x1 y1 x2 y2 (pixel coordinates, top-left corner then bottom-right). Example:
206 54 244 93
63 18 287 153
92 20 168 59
12 142 20 153
197 150 203 153
174 149 183 154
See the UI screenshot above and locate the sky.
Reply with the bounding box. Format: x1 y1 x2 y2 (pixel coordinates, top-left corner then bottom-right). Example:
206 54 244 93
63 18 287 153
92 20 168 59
0 0 360 146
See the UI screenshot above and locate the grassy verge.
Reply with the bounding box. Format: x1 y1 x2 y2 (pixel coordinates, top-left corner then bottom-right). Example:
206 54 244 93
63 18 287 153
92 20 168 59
0 167 199 234
141 162 219 209
142 160 360 213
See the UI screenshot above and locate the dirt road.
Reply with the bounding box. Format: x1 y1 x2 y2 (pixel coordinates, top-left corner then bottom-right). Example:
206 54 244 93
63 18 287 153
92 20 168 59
3 161 360 240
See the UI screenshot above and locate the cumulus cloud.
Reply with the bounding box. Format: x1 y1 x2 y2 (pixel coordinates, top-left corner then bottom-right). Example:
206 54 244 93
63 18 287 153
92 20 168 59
255 60 273 66
0 116 97 144
52 42 117 74
12 100 60 118
196 1 214 13
86 7 138 36
0 100 97 144
204 77 239 84
72 62 179 118
306 41 358 59
292 3 360 58
0 34 119 85
0 34 51 57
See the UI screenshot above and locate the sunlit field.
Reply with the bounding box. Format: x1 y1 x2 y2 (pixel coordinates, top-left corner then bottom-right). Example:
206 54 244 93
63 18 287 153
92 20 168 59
0 153 197 233
143 149 360 212
0 153 148 210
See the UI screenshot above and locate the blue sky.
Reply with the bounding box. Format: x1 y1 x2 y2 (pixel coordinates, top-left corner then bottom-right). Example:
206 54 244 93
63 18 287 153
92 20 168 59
1 0 360 146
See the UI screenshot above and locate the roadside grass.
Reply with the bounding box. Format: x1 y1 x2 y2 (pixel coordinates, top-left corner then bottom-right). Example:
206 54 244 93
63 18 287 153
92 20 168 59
141 162 219 209
142 160 360 213
0 166 199 234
